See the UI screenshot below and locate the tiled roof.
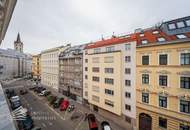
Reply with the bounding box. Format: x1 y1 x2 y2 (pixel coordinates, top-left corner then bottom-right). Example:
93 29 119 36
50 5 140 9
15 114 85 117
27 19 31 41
85 34 136 49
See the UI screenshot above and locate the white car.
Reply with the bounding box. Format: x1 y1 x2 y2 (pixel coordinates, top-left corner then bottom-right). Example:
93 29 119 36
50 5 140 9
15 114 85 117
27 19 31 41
38 90 46 96
10 96 20 103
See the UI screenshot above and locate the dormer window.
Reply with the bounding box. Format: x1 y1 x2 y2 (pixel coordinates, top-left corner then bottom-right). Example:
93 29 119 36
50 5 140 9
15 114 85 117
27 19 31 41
157 37 166 42
140 33 144 37
153 31 159 34
176 34 187 39
168 23 176 30
177 21 185 28
186 20 190 27
141 40 148 45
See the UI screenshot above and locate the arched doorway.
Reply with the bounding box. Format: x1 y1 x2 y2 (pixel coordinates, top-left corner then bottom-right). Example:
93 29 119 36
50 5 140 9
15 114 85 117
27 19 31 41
139 113 152 130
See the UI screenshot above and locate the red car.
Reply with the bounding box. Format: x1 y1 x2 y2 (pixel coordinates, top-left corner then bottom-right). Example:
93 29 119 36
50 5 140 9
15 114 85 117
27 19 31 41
60 100 69 111
87 114 98 130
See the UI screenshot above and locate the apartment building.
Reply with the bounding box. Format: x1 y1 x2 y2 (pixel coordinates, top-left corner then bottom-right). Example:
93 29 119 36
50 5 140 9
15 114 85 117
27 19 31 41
136 16 190 130
59 45 86 103
41 45 70 90
83 36 137 129
32 54 41 80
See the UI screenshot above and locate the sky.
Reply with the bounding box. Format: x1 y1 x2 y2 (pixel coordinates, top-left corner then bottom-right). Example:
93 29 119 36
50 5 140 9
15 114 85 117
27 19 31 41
1 0 190 54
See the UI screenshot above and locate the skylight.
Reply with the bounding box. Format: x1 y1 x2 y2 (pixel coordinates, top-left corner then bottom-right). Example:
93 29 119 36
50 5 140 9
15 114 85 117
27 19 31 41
168 23 176 30
157 37 166 42
177 21 185 28
176 34 187 39
153 31 159 34
140 33 144 37
141 40 148 44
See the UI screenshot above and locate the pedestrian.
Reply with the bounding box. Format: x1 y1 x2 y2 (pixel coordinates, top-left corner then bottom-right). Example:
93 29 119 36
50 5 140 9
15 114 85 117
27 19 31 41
84 112 88 121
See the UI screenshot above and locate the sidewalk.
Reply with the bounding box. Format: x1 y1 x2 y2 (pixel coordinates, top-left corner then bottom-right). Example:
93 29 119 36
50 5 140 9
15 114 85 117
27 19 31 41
42 84 130 130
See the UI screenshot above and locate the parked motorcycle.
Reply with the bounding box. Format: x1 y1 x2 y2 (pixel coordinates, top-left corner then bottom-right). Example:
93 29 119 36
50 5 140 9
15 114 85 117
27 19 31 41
68 104 75 112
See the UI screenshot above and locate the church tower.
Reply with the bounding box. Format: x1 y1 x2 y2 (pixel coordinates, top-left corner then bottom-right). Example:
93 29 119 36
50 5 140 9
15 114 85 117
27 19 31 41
14 33 23 53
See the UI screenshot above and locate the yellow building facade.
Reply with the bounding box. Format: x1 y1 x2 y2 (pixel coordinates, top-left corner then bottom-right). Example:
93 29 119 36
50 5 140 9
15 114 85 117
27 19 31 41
136 42 190 130
32 54 41 79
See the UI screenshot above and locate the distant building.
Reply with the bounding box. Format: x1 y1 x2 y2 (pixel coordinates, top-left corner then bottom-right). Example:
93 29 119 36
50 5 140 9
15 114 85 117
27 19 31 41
41 44 70 90
136 16 190 130
14 33 23 53
0 0 17 45
59 44 86 103
32 54 41 80
0 33 32 80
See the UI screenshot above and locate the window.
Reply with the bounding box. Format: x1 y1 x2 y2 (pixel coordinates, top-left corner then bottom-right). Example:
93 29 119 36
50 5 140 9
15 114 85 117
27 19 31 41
176 34 187 39
92 67 99 72
159 117 167 129
159 54 168 65
142 74 149 84
157 37 166 42
105 89 114 95
140 33 144 37
153 31 159 34
180 100 190 114
180 77 190 89
92 76 99 82
125 68 131 74
106 46 115 52
125 116 131 123
85 75 88 79
85 59 88 63
159 96 167 108
94 48 101 53
85 91 88 97
177 21 185 28
105 68 114 73
105 78 114 85
92 86 99 92
168 23 176 30
142 55 149 65
85 67 88 71
104 56 114 63
125 80 131 86
181 53 190 65
92 57 99 63
141 40 148 45
105 99 114 107
159 75 167 86
180 124 190 130
125 44 131 50
142 93 149 103
186 20 190 26
125 56 131 62
125 92 131 98
125 104 131 111
92 95 99 102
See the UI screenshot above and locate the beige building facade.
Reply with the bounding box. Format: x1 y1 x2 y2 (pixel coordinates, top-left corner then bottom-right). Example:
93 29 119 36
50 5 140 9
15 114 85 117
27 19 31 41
136 16 190 130
32 54 41 79
41 45 70 90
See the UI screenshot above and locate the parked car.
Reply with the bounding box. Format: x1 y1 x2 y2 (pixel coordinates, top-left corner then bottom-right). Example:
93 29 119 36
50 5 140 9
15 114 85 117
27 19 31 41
53 97 64 108
87 114 98 130
67 104 75 112
49 96 57 105
10 96 21 110
44 91 51 96
20 89 28 95
101 121 111 130
34 87 46 93
38 90 47 96
17 115 34 130
60 100 69 111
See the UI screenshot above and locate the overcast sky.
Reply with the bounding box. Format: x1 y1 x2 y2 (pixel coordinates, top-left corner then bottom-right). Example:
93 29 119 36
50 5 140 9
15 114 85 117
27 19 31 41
1 0 190 54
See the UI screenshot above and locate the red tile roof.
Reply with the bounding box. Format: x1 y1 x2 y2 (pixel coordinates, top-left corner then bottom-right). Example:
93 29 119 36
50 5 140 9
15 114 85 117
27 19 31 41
85 29 190 49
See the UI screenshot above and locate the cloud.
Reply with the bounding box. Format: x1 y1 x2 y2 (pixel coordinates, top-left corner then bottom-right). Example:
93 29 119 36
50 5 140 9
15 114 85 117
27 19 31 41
1 0 190 54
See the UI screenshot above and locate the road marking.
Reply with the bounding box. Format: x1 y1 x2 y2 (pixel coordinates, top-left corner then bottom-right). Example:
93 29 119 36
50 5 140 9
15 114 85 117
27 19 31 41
42 123 46 127
75 115 85 130
48 122 53 126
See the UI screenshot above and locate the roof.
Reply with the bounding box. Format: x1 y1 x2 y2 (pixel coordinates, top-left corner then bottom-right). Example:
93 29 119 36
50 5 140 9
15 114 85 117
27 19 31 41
85 34 136 49
86 16 190 49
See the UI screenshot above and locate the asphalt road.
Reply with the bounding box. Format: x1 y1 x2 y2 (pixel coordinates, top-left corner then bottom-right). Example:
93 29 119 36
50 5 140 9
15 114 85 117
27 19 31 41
2 79 77 130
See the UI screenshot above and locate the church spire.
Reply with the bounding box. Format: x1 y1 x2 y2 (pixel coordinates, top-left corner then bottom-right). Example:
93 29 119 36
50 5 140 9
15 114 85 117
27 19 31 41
16 32 21 42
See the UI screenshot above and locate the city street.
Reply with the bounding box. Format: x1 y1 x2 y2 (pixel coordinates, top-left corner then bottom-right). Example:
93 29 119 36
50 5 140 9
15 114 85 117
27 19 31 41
2 79 89 130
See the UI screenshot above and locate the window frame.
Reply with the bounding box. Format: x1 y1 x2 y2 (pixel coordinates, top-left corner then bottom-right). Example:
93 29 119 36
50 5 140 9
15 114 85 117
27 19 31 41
180 76 190 89
159 75 168 87
177 21 185 28
142 74 149 84
159 54 168 65
159 96 167 108
159 117 167 129
168 23 176 30
176 34 187 39
142 93 149 103
180 100 190 114
142 55 149 65
180 53 190 65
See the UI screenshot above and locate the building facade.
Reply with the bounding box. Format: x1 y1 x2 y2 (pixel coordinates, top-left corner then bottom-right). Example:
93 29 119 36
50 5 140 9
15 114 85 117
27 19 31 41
83 36 137 129
59 45 86 103
32 54 41 80
41 45 70 90
0 0 17 45
136 16 190 130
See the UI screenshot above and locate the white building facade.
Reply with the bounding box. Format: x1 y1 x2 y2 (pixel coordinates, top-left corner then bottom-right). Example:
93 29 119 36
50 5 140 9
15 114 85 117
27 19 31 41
41 45 70 90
